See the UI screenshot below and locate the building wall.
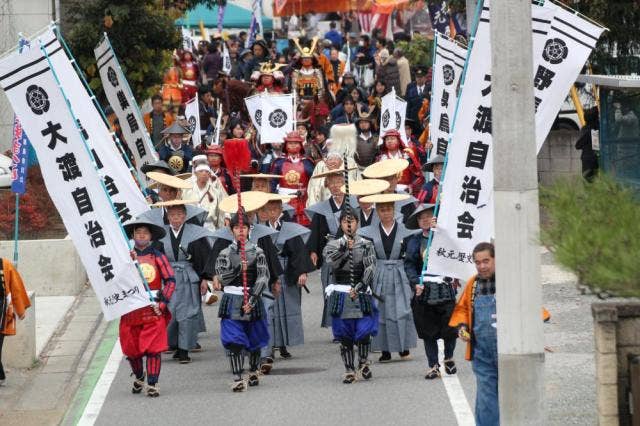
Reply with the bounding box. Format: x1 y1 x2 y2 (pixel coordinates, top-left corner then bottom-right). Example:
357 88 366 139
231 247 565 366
538 130 583 185
0 0 54 153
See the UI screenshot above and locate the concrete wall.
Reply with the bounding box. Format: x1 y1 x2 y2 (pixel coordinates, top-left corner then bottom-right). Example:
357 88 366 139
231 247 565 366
537 130 583 186
0 239 86 296
592 302 640 426
0 0 54 153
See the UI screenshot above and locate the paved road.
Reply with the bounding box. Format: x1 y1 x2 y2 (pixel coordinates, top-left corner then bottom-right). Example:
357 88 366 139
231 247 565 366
92 270 476 426
86 249 599 426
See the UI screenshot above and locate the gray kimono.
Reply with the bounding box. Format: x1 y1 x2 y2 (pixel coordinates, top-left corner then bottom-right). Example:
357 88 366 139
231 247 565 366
161 223 213 351
358 221 418 352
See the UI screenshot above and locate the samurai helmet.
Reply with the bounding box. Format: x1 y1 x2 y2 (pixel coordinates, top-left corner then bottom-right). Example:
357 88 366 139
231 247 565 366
251 61 286 82
293 36 319 59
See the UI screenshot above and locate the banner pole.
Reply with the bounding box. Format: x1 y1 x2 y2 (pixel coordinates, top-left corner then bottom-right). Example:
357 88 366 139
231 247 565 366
39 40 154 302
12 195 19 266
52 25 148 193
421 0 484 276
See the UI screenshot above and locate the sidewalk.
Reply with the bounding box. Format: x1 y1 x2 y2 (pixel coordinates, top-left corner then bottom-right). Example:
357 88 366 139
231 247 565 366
0 286 104 426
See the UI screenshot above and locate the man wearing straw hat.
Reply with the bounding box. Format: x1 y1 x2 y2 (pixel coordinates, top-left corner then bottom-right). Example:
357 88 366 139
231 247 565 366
140 171 208 227
306 167 358 328
121 217 176 397
358 192 419 363
214 195 271 392
342 178 390 227
256 193 315 371
153 199 214 364
323 209 377 384
362 158 418 223
204 191 283 303
241 173 296 222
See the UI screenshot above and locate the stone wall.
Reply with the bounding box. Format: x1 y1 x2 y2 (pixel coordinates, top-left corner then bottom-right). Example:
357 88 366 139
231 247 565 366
537 130 583 186
0 239 86 296
592 301 640 426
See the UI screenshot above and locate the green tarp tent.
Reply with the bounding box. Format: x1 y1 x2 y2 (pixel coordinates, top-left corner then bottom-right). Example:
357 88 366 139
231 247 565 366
175 4 273 30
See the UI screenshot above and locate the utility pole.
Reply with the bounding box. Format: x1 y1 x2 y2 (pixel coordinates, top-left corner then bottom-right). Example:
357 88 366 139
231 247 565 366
490 0 545 425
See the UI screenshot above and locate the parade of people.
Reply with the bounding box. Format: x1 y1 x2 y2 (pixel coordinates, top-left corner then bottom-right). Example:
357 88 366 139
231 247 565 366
0 1 616 424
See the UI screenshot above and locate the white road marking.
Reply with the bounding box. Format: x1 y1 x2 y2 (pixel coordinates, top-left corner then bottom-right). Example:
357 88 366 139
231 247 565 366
438 340 476 426
78 338 123 426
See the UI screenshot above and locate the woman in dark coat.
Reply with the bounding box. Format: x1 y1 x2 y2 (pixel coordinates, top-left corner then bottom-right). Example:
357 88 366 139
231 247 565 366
403 204 458 379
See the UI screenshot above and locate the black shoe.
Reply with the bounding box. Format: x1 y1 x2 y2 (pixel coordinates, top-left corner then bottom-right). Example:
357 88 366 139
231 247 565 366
191 343 203 352
425 365 441 380
443 359 457 375
378 351 391 363
172 350 180 360
146 384 160 397
343 372 357 384
279 346 292 359
179 351 192 364
399 350 411 360
248 372 260 387
260 357 274 375
358 364 372 380
131 373 145 394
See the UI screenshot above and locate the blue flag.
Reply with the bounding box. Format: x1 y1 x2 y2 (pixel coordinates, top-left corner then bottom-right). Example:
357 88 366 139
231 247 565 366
10 116 30 194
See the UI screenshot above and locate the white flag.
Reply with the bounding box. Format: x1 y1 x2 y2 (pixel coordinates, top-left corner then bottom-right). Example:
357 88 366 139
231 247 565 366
427 1 555 279
244 93 262 131
534 3 605 151
379 88 407 144
38 29 149 219
0 45 150 321
184 93 202 145
222 42 232 75
94 37 158 183
260 93 294 144
429 33 467 158
182 27 195 52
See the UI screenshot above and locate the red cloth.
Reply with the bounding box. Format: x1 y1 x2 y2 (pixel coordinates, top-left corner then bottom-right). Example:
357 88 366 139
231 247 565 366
119 313 169 358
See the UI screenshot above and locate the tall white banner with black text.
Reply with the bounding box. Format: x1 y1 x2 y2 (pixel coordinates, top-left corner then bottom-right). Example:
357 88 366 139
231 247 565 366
0 45 150 321
95 37 158 182
38 29 149 220
429 33 467 158
427 1 555 279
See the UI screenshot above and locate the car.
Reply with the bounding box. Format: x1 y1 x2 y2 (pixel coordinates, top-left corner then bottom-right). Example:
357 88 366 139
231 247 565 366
552 83 597 131
0 153 13 188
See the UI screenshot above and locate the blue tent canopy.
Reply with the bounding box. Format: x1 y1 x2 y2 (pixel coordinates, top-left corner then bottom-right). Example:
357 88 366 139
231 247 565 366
175 4 273 30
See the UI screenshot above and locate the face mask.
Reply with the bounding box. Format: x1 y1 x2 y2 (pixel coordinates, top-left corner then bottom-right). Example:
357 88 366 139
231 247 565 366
134 239 150 247
358 40 365 47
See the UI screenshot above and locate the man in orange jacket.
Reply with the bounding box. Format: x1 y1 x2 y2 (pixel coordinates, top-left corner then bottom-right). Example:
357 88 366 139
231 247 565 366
0 258 31 386
450 242 550 426
449 242 499 426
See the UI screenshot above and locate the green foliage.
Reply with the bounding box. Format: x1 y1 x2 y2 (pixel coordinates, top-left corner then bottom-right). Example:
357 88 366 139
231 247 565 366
65 0 182 102
570 0 640 74
540 175 640 297
396 33 434 70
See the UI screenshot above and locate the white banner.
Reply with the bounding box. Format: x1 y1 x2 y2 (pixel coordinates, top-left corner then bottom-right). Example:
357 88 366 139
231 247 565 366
0 45 150 321
244 92 262 132
379 88 408 144
182 27 195 52
534 3 605 151
184 93 202 145
427 1 555 279
94 37 158 183
222 42 232 75
260 93 294 144
38 29 148 220
429 33 467 158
